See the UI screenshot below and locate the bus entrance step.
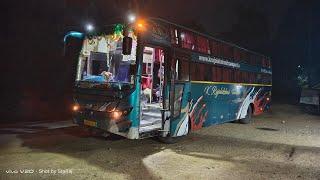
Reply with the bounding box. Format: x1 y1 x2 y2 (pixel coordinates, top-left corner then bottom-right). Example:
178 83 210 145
140 119 162 127
139 123 162 133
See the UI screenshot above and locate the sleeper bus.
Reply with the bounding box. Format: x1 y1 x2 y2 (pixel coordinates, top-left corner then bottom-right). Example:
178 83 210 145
65 18 272 142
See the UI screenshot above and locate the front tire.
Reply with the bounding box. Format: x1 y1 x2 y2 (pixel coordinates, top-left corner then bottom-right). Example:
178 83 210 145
239 105 253 124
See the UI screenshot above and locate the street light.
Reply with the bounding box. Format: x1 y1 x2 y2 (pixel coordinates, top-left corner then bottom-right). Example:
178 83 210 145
85 23 94 32
136 19 146 31
128 14 136 23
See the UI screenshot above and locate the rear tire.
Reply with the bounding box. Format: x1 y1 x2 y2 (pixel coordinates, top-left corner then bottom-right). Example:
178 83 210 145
239 105 253 124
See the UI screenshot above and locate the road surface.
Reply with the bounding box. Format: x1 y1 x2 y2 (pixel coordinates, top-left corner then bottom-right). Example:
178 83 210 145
0 104 319 180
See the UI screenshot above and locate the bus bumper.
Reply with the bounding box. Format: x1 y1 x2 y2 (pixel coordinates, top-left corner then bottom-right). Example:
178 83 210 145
73 110 132 136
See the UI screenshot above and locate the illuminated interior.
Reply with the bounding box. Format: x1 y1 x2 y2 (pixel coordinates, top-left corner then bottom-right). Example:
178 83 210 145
139 46 165 132
76 31 137 84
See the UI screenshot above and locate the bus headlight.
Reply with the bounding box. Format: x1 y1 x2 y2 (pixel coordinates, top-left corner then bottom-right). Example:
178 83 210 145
111 111 123 119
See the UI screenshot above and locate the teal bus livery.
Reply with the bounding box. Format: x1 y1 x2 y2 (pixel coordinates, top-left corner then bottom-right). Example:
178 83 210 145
65 18 272 142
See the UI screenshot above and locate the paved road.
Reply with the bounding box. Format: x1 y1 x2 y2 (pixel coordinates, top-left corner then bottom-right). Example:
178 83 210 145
0 104 319 180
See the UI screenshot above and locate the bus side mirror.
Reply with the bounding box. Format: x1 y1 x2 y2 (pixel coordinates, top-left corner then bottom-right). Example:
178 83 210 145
122 36 132 55
63 31 84 56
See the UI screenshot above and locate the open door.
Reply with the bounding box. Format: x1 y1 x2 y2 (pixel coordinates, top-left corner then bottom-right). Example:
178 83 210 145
168 58 191 137
139 46 167 133
138 48 191 138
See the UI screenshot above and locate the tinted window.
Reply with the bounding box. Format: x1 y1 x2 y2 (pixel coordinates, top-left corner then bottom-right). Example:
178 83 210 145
181 31 196 50
240 51 249 64
176 59 189 81
211 40 219 56
190 62 196 80
233 48 241 62
204 65 212 81
196 36 210 54
223 45 233 60
222 68 231 82
212 66 222 82
234 69 241 83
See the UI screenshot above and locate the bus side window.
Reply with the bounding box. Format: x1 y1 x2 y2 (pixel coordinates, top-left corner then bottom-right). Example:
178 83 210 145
181 31 196 50
230 69 235 82
240 72 244 83
235 70 241 83
256 56 262 67
245 72 250 83
269 74 272 84
216 66 222 82
233 69 237 83
242 51 249 64
254 73 258 84
223 45 233 61
198 64 205 81
204 65 212 81
262 58 266 68
196 35 210 54
170 28 179 45
211 40 219 57
233 48 240 62
218 43 224 57
176 59 190 81
256 73 262 84
250 54 257 66
212 66 216 81
190 62 198 81
222 68 230 82
249 73 254 83
268 59 272 68
212 66 224 82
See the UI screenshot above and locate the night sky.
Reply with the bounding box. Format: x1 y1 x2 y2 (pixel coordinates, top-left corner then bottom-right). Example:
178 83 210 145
3 0 319 122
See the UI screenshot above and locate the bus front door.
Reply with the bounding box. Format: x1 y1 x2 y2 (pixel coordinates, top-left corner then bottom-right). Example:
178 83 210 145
139 46 166 133
167 58 191 137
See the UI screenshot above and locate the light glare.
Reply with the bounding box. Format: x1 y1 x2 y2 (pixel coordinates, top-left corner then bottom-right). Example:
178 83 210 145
112 111 122 119
128 14 136 23
73 105 80 111
86 24 94 32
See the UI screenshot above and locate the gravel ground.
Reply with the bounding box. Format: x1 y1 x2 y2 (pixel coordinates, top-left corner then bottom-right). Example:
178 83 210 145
0 103 319 180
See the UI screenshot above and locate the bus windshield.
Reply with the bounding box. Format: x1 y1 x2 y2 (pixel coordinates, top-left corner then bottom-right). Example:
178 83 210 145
76 33 137 84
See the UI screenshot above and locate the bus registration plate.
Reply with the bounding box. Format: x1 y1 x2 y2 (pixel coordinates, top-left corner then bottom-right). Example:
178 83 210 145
84 120 97 127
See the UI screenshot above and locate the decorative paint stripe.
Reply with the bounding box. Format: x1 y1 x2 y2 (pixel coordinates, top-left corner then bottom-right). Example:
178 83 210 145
191 81 272 87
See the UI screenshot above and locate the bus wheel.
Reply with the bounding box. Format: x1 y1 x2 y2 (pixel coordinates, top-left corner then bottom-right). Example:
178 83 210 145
239 105 253 124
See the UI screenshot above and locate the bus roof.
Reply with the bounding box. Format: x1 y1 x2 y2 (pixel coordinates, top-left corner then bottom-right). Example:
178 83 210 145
149 17 271 60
